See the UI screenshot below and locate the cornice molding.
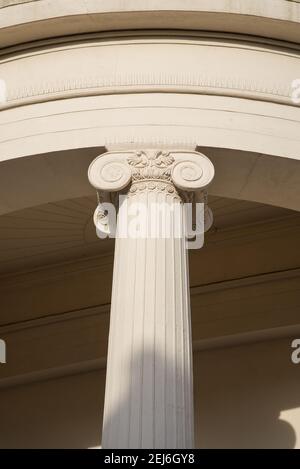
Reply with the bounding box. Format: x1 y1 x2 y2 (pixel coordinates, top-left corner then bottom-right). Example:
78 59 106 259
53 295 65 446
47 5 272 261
1 266 300 389
1 35 300 111
1 265 300 334
0 71 295 111
2 320 300 391
0 304 110 334
1 0 300 48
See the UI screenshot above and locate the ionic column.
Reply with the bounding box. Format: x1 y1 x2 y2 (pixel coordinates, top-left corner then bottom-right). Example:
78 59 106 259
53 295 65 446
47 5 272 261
88 149 214 449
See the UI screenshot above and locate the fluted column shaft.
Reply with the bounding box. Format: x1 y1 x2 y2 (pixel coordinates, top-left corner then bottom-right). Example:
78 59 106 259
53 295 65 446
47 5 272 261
103 188 193 448
88 149 214 449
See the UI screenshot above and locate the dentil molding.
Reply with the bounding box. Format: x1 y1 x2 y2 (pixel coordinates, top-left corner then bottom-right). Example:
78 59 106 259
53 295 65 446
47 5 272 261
1 36 300 110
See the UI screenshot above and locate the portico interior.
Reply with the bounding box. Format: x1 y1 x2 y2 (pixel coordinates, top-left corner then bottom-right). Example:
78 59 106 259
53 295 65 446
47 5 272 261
1 0 300 449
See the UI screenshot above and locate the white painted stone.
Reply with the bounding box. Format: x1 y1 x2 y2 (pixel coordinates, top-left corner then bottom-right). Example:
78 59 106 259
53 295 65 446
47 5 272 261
89 149 214 448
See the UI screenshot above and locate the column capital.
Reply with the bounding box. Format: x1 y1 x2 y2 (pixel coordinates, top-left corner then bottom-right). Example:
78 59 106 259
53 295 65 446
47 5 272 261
88 149 215 237
88 149 214 195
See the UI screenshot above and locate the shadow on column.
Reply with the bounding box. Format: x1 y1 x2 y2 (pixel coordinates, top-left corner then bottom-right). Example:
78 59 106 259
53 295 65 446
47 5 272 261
102 346 190 449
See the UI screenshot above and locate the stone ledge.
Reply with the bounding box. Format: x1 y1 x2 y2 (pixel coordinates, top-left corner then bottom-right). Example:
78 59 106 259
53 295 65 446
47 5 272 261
1 0 300 48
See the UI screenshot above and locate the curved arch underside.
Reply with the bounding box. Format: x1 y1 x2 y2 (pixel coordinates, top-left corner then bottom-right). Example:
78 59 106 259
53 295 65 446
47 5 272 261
0 145 300 217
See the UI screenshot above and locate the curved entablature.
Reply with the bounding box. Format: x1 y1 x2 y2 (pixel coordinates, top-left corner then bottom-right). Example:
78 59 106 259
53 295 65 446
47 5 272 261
0 34 300 110
1 0 300 48
0 1 299 217
0 35 299 160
